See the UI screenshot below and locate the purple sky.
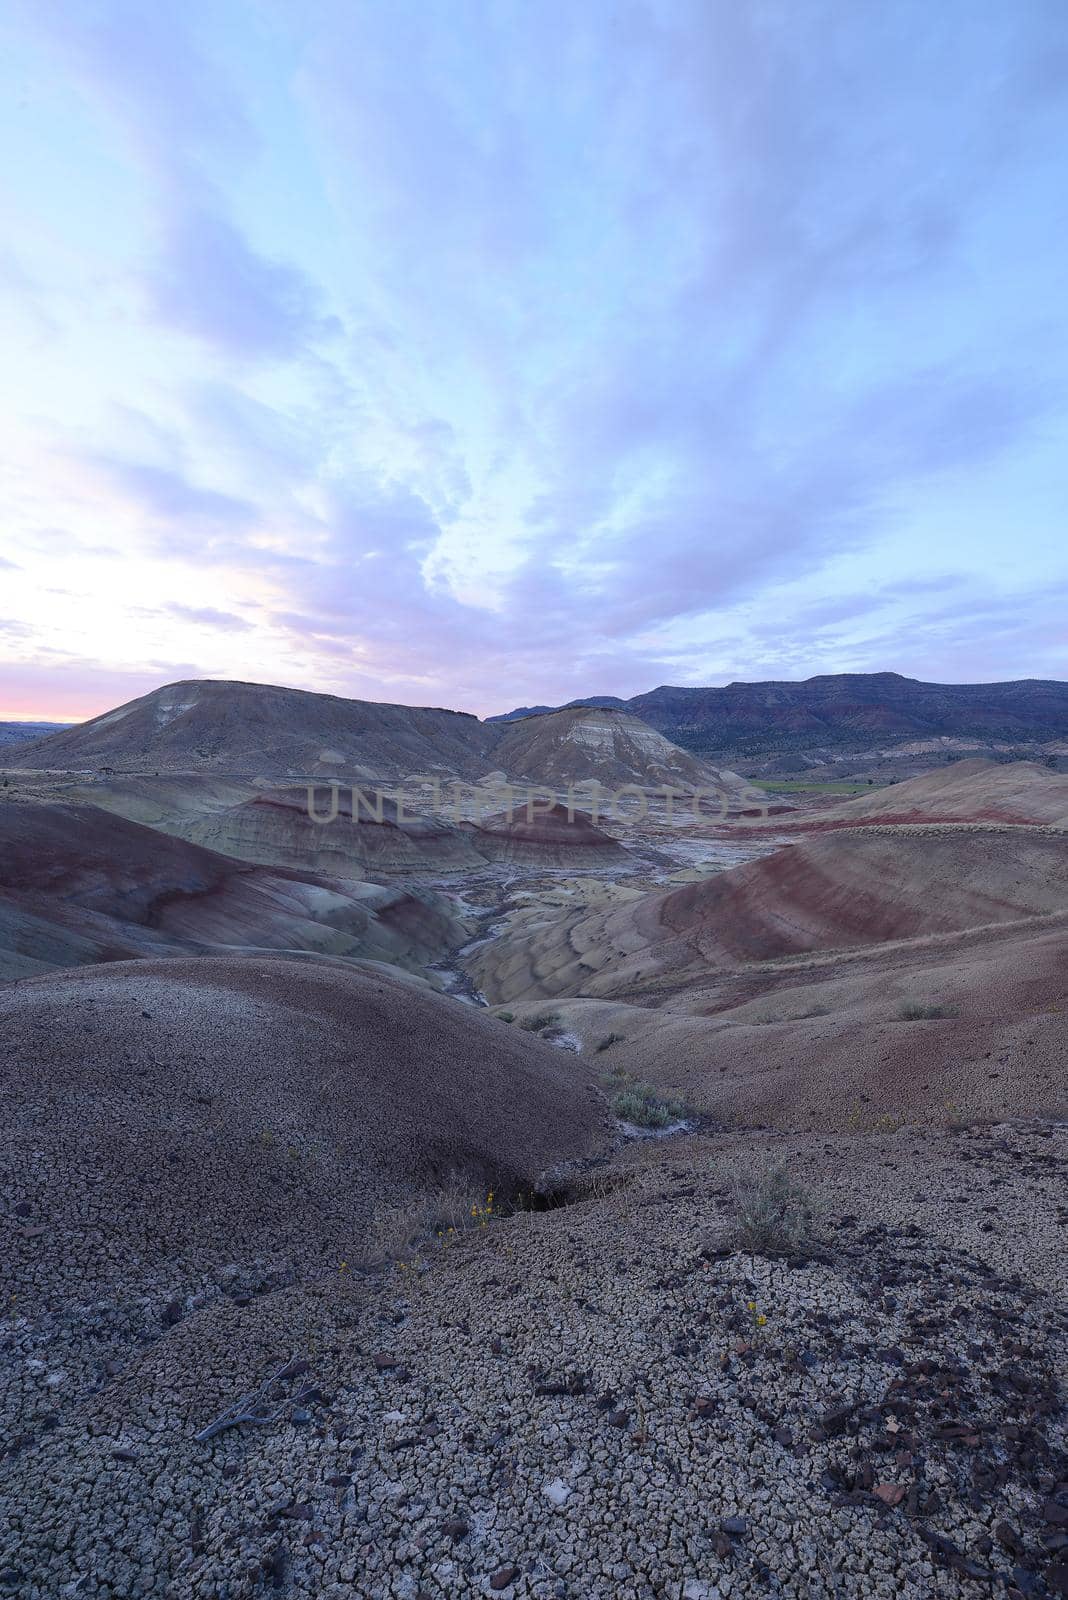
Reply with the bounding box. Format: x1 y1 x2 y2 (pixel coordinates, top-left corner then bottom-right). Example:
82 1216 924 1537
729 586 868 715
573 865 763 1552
1 0 1067 719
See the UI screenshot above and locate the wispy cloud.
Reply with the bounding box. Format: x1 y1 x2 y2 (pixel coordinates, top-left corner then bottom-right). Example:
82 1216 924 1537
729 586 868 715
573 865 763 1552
147 207 340 359
2 0 1067 717
86 456 258 529
163 603 253 632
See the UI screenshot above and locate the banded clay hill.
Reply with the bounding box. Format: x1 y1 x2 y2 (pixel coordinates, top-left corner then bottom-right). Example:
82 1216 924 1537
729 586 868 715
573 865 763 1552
175 789 489 878
776 757 1068 830
2 676 1067 1600
0 801 469 981
467 802 628 867
492 914 1068 1131
465 826 1068 1004
487 705 760 800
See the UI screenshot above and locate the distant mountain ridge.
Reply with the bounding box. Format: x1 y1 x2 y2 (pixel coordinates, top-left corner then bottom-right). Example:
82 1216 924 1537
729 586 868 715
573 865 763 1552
493 698 623 720
19 672 1065 783
491 673 1068 755
10 679 755 800
0 721 70 747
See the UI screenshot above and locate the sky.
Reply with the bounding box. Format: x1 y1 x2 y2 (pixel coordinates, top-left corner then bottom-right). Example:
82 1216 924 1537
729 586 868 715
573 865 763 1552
1 0 1067 721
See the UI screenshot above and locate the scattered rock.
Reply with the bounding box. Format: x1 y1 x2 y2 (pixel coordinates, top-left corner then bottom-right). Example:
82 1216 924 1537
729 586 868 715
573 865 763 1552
873 1483 906 1506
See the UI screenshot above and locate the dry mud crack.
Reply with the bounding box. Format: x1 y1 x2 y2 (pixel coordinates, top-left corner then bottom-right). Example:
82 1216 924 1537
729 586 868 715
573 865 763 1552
3 1133 1066 1600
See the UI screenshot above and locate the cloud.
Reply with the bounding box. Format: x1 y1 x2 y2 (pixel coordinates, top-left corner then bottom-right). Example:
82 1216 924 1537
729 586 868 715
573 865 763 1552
147 207 340 359
17 0 339 363
18 0 255 180
832 586 1068 688
163 603 253 632
184 382 326 485
87 456 257 529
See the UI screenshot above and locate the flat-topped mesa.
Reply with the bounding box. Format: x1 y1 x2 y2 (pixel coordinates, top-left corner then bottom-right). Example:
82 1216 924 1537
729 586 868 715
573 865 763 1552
494 673 1068 752
470 801 628 864
9 678 492 780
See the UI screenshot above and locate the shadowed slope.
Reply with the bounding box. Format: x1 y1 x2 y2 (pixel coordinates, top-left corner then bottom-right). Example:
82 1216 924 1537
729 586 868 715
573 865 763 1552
64 772 256 827
0 803 467 979
61 783 640 879
1 955 608 1307
176 788 488 876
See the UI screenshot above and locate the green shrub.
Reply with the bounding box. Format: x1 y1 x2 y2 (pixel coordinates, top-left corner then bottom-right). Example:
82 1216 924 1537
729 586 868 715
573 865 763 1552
898 1001 958 1021
595 1031 625 1052
611 1080 684 1128
722 1163 817 1257
518 1012 558 1031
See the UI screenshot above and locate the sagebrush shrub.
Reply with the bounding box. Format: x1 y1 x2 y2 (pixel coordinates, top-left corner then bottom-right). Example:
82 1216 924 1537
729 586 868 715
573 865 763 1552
722 1163 817 1256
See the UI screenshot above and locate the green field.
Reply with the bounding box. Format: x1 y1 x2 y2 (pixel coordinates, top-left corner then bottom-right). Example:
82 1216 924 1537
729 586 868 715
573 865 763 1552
757 778 877 795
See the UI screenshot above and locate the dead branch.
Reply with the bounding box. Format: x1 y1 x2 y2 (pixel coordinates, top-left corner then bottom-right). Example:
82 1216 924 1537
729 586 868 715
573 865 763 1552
194 1354 312 1443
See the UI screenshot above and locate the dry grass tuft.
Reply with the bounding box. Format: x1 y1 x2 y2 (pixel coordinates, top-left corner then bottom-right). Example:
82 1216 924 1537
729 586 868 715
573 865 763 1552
358 1174 499 1264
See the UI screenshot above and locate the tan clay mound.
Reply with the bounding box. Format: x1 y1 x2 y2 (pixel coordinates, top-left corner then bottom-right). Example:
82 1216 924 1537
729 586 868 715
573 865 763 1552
469 801 629 865
0 803 467 980
467 825 1068 1003
176 787 486 876
63 772 257 827
488 704 765 802
1 955 607 1308
513 918 1068 1131
784 758 1068 829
